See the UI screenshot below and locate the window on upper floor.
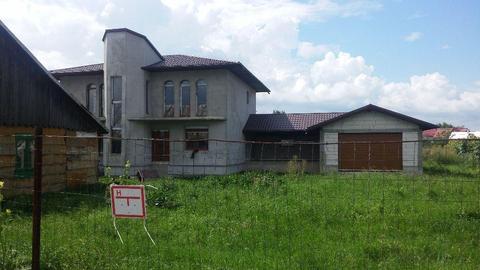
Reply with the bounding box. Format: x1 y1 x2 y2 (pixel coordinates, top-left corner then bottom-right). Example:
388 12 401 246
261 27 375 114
86 84 97 115
99 84 104 117
164 81 175 117
180 80 191 117
196 80 207 116
246 90 250 104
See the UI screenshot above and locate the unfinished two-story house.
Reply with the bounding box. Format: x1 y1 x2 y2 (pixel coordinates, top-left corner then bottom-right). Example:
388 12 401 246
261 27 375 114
51 28 270 176
52 28 436 175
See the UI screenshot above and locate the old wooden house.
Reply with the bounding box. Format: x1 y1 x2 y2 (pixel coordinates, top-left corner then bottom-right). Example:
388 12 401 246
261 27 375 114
0 21 107 196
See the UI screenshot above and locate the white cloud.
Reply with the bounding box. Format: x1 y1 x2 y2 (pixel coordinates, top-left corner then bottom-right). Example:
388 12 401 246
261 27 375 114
2 0 477 127
404 31 423 42
155 0 480 128
0 0 108 69
441 44 451 49
297 42 337 59
31 49 70 70
379 73 480 113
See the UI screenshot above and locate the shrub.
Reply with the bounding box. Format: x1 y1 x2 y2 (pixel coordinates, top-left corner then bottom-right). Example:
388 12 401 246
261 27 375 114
146 179 179 209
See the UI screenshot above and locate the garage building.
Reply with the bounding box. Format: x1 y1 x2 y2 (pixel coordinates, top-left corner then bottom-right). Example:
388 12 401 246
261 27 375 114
244 104 437 173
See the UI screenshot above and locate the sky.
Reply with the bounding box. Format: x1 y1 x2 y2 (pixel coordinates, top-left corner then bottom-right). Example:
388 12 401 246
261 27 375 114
1 0 479 129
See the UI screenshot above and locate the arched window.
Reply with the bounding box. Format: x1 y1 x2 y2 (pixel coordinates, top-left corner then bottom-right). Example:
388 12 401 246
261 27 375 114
86 84 97 115
196 80 207 116
99 83 104 117
164 81 175 117
180 80 191 117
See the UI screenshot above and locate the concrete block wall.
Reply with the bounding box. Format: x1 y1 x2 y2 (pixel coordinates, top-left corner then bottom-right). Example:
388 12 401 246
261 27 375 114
322 132 338 171
402 131 422 172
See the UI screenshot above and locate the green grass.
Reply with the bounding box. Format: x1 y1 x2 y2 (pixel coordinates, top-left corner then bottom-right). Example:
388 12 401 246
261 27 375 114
1 171 480 269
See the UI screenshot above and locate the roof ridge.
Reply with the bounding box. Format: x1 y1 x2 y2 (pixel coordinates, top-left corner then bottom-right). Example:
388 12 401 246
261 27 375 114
164 54 236 63
252 112 345 115
50 63 103 72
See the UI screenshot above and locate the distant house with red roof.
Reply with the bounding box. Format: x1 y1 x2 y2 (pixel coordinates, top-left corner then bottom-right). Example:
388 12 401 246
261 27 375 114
423 127 469 139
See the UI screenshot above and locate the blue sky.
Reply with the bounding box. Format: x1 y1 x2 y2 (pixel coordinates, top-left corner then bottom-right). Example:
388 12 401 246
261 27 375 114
300 0 480 85
1 0 479 128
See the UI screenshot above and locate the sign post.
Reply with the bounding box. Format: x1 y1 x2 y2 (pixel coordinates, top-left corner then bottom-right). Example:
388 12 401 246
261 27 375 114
110 185 155 245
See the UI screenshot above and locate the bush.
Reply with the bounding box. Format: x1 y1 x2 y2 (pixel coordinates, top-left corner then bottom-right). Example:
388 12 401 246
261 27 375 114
146 179 179 209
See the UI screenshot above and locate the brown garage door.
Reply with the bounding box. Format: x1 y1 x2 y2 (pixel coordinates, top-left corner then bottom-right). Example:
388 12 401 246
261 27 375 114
338 133 402 171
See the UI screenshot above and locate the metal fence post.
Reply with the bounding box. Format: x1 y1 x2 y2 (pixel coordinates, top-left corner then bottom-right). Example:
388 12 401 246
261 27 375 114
32 127 43 270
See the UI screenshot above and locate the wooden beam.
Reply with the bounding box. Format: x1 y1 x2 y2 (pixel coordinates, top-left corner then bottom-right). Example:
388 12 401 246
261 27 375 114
32 127 43 270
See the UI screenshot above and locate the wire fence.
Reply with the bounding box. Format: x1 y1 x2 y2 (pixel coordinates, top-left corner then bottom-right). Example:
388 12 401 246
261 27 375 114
0 134 479 269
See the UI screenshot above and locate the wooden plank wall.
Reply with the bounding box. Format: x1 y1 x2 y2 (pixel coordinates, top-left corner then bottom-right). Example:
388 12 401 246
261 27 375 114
65 131 98 189
0 126 99 196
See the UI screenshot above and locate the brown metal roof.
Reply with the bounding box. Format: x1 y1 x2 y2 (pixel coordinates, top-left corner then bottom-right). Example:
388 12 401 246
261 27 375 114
143 55 270 93
50 55 271 93
243 113 344 133
306 104 438 131
50 63 103 76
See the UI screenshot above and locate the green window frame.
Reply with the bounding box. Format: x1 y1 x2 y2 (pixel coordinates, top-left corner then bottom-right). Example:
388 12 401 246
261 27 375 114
15 134 34 178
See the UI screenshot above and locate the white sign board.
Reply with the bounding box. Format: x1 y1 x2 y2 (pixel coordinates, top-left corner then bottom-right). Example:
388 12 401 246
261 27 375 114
110 185 146 219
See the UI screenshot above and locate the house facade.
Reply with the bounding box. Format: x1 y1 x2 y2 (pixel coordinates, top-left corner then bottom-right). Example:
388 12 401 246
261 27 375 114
51 28 436 176
51 28 269 176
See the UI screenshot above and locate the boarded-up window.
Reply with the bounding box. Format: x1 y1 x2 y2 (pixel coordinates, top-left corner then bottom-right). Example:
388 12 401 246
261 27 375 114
185 128 208 151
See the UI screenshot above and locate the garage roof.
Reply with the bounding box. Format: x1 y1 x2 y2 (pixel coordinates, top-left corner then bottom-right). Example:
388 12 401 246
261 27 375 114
244 104 437 133
307 104 437 131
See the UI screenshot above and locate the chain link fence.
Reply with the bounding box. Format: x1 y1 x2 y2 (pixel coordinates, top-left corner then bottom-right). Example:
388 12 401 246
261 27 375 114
0 135 479 269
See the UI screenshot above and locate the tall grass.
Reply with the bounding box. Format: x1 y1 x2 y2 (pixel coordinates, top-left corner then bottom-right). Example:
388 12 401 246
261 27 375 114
1 171 479 269
423 142 480 177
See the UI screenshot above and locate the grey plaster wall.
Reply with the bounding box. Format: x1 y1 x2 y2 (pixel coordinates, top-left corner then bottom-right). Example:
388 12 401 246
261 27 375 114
103 30 161 174
57 74 104 116
225 70 257 172
320 111 422 173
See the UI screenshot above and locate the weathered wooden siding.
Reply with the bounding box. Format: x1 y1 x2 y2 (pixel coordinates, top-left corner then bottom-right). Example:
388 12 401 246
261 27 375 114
0 126 99 196
66 131 98 188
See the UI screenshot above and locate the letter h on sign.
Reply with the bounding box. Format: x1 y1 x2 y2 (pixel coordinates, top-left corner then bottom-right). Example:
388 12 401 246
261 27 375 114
110 185 146 218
